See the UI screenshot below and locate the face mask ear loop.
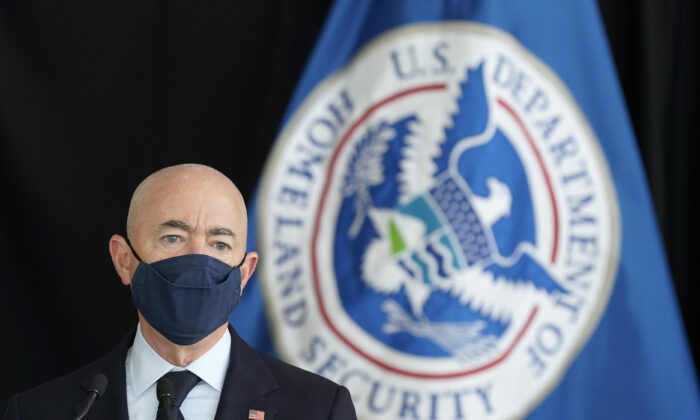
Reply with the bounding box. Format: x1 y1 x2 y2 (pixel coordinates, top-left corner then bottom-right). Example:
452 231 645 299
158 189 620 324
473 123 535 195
235 252 247 268
124 236 143 263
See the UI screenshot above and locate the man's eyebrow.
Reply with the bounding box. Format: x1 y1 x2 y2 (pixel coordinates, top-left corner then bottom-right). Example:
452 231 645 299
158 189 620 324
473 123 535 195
159 220 192 231
209 227 234 237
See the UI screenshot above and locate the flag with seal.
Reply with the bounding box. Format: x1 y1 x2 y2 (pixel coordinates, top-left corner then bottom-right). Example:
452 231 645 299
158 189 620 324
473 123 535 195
233 1 700 418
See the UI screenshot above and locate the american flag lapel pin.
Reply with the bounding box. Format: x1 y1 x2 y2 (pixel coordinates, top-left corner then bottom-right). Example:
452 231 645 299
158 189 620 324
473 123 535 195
248 409 265 419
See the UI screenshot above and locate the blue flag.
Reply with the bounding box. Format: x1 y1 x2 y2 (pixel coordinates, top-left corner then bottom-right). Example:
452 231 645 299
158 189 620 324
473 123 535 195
233 1 700 418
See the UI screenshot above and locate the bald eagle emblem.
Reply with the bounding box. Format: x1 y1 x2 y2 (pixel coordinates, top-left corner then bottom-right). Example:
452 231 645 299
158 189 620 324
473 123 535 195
339 62 568 364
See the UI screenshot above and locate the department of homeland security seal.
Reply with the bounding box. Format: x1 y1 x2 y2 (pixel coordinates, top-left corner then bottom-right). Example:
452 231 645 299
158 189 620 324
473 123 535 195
258 23 620 420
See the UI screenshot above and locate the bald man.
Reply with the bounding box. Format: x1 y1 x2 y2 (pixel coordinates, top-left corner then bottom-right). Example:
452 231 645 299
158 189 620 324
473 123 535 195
4 164 357 420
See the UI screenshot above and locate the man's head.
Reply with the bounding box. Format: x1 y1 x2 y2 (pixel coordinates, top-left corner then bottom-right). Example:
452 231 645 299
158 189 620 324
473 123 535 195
108 164 258 347
126 163 249 260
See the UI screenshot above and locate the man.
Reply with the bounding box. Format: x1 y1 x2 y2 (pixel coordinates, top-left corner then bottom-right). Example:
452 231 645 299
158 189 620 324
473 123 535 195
4 164 357 420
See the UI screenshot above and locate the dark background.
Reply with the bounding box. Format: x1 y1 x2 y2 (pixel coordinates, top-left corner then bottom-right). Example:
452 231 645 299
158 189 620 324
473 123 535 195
1 0 697 411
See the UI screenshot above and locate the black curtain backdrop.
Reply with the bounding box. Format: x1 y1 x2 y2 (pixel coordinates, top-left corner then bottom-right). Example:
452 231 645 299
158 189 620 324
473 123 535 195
1 0 697 411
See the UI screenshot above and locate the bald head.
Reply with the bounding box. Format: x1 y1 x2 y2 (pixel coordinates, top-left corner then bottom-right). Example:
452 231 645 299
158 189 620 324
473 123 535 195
125 164 248 263
109 163 259 353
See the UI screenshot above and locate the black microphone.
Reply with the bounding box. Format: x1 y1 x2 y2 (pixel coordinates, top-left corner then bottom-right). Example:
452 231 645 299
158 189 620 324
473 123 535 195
157 377 175 420
73 373 108 420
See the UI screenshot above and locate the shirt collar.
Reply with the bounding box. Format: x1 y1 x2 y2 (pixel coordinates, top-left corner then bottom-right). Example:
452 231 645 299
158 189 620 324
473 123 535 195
184 327 230 392
129 323 231 398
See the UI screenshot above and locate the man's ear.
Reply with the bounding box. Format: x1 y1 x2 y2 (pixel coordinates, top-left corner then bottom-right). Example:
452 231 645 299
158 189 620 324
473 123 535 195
239 251 258 293
109 234 136 286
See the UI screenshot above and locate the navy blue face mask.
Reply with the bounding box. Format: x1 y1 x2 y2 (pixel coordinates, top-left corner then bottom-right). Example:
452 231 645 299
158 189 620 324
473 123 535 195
128 245 246 345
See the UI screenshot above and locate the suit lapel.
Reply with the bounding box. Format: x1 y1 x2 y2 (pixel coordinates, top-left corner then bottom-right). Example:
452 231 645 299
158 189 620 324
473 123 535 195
73 328 134 420
214 326 279 420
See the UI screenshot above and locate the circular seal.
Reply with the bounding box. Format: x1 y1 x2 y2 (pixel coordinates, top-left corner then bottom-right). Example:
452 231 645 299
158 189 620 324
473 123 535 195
258 22 620 419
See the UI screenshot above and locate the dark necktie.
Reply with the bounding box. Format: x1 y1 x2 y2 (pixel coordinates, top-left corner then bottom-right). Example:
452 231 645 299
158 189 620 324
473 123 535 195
156 370 201 420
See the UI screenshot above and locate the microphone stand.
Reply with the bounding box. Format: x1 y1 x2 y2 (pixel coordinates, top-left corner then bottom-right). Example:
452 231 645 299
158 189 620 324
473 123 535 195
73 373 108 420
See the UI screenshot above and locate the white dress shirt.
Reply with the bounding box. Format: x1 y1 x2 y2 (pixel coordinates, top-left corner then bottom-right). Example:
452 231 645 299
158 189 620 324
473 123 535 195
125 323 231 420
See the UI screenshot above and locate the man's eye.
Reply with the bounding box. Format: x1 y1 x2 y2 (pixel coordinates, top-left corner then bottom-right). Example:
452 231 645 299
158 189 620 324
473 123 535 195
214 242 229 251
164 235 179 244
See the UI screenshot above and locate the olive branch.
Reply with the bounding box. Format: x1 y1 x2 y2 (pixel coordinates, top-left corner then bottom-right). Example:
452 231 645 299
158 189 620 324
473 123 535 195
343 122 396 238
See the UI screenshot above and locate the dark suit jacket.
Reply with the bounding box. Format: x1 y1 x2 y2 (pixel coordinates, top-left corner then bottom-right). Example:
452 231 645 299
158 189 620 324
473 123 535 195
4 326 356 420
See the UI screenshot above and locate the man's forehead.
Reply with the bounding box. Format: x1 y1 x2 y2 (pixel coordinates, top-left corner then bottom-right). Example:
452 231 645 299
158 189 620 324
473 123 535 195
143 196 243 229
127 164 247 239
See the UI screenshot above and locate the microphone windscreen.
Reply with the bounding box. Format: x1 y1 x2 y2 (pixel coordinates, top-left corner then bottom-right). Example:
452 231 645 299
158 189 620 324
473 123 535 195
88 373 108 397
157 377 175 400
